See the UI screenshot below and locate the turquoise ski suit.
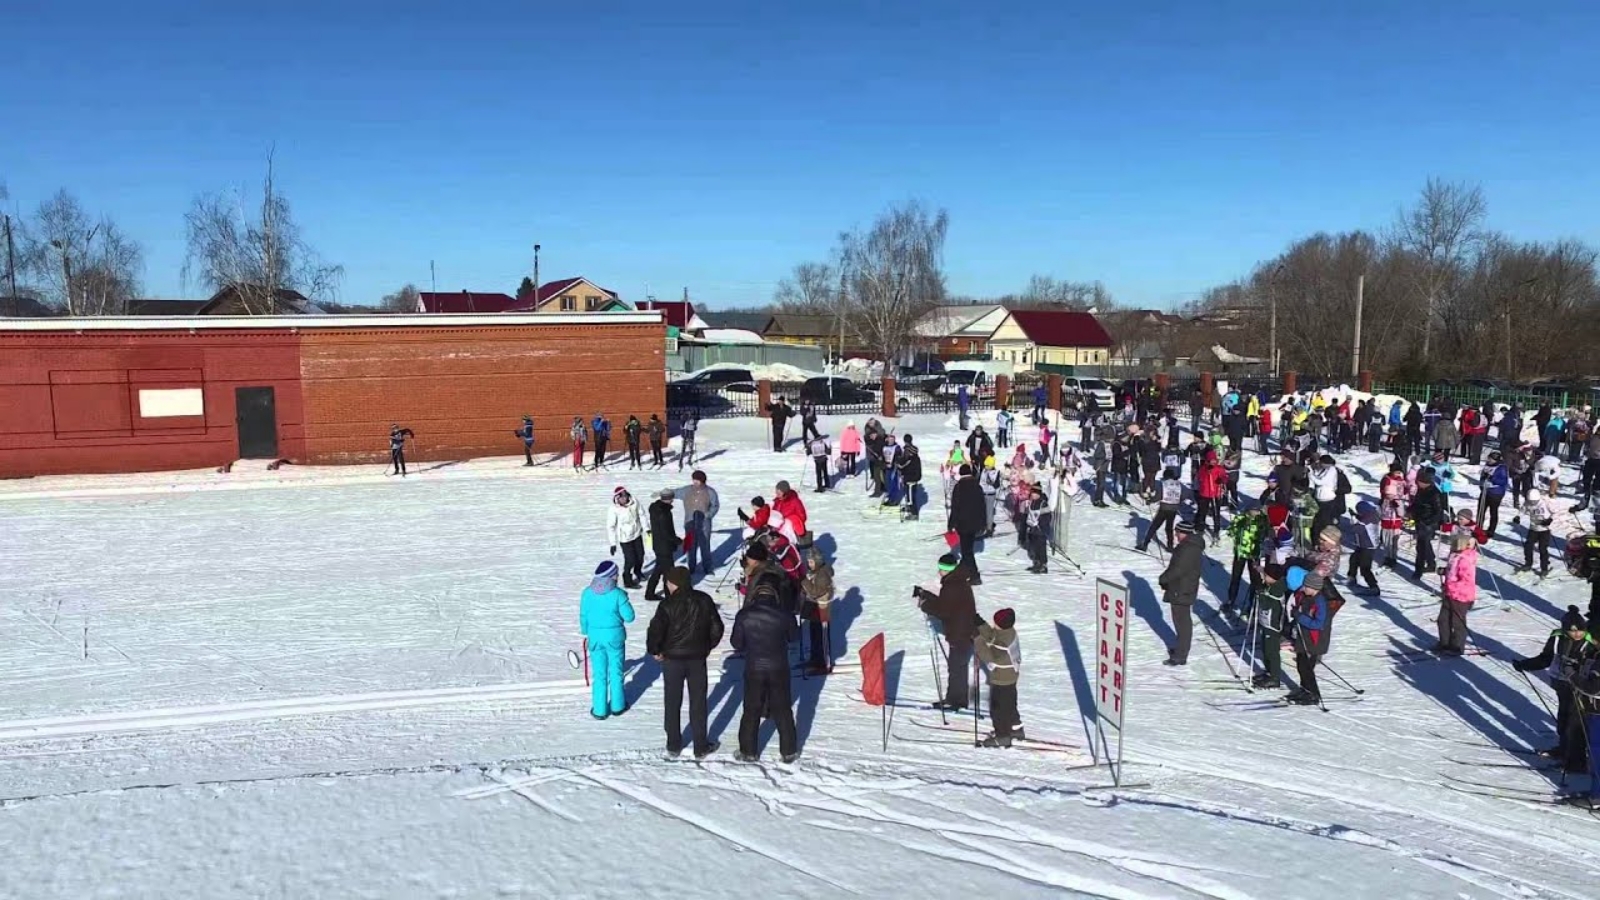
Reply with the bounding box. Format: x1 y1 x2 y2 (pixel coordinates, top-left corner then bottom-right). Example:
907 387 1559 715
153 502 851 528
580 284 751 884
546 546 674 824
579 569 636 717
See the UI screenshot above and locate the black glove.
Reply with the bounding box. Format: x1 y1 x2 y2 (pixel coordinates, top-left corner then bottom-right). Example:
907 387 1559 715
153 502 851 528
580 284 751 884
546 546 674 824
1512 658 1532 672
737 509 749 523
973 613 987 627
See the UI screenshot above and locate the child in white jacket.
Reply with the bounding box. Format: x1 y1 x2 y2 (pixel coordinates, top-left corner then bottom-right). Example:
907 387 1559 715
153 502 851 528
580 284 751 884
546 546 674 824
1520 489 1554 576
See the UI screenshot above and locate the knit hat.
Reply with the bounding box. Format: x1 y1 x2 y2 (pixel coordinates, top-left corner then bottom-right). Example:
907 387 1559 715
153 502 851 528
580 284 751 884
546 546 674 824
1562 605 1585 631
985 456 997 469
1319 526 1341 545
659 488 675 500
665 566 691 592
1267 505 1290 528
591 561 620 593
937 553 960 573
746 542 770 563
751 496 767 508
993 608 1016 629
1175 520 1197 535
1302 572 1324 592
959 464 974 477
776 481 791 494
613 486 629 501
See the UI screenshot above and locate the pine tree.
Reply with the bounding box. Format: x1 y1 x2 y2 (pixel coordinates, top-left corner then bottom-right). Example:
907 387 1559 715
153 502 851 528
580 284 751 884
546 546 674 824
517 276 536 302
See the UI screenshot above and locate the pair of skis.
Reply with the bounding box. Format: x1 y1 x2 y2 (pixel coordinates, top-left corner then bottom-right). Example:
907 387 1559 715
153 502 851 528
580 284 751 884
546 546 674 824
891 718 1082 756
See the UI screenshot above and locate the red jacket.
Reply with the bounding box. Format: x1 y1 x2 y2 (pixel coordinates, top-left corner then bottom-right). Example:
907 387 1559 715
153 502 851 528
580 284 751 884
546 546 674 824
773 492 808 537
765 533 804 581
1199 462 1228 500
1461 408 1487 436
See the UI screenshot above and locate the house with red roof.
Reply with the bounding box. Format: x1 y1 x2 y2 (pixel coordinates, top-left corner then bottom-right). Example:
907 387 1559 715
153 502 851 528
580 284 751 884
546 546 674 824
418 291 520 314
988 309 1114 373
503 277 629 313
635 299 708 332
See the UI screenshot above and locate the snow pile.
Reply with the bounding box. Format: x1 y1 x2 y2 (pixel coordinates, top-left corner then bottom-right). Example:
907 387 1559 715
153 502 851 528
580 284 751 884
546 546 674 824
696 328 765 345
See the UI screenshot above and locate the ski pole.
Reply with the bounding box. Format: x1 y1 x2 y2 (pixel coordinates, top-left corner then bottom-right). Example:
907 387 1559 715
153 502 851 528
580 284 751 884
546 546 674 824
1516 669 1559 722
583 639 590 687
925 617 948 725
1316 656 1364 695
972 654 981 746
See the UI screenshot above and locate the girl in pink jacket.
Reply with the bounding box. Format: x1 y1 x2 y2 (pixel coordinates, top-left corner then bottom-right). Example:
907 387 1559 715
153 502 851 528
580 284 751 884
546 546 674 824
839 422 862 476
1436 531 1478 655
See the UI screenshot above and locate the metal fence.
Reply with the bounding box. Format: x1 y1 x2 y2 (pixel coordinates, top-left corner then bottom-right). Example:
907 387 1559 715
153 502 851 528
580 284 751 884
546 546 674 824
665 384 763 422
1372 381 1596 413
671 342 828 374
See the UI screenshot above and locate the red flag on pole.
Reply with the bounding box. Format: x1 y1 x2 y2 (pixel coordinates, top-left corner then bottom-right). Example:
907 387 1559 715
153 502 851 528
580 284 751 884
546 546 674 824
859 632 887 707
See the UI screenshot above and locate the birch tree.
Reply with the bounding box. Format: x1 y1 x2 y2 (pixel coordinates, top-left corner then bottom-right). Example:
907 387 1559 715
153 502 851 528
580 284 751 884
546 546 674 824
835 201 948 365
24 190 143 316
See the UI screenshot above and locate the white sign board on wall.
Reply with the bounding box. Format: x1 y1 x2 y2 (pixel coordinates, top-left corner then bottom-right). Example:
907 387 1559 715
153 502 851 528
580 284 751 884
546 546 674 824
138 388 204 418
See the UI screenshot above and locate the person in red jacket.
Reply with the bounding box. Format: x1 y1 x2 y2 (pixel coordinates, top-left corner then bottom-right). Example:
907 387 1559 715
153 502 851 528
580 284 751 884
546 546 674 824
1196 449 1229 538
1461 406 1488 464
772 480 810 546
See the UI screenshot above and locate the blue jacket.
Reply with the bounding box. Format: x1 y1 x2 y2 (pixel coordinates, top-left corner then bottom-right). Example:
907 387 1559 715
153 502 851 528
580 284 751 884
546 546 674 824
516 420 535 444
1296 594 1327 632
1389 403 1403 428
1485 463 1509 497
1033 386 1047 405
1432 461 1457 494
592 416 611 440
957 385 969 411
580 571 635 648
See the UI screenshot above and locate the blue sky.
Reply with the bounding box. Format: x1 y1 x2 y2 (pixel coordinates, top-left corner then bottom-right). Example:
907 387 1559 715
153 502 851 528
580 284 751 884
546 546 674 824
4 1 1597 310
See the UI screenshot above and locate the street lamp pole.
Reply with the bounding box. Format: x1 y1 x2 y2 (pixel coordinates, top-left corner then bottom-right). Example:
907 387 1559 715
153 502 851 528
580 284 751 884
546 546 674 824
533 244 541 306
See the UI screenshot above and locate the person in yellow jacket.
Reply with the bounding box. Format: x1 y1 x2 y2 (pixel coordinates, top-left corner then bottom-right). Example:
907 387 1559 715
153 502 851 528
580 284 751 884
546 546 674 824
1247 394 1262 438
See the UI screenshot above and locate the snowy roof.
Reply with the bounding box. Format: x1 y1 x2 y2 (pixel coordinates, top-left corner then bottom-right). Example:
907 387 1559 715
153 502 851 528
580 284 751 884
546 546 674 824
695 328 765 345
914 305 1005 338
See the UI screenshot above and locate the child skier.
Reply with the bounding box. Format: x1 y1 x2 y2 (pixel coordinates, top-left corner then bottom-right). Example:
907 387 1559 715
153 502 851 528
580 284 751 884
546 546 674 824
515 415 536 466
1521 488 1555 577
800 548 835 675
976 607 1023 747
388 424 417 476
1224 505 1266 615
1478 450 1510 536
1139 467 1185 552
624 415 644 469
839 421 862 476
578 560 636 719
1379 462 1409 568
570 418 587 470
678 412 699 471
646 414 668 468
807 434 832 494
996 407 1014 449
1349 500 1382 593
1250 564 1290 690
1437 527 1480 655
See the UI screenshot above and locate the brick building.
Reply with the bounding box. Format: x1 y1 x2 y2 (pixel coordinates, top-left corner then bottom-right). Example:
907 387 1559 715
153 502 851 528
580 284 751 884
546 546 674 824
0 313 664 478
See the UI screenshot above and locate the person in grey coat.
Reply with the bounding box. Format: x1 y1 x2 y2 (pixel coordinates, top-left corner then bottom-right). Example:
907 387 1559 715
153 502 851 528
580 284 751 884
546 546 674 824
680 470 720 578
1160 521 1206 665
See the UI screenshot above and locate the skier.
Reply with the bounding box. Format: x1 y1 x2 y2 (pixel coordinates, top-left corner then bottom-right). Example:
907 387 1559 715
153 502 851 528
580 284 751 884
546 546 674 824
1159 521 1204 666
979 456 1003 537
624 415 644 469
1089 429 1111 508
1461 404 1487 464
799 399 821 442
766 397 794 452
678 411 699 471
1578 418 1600 512
1196 450 1228 538
388 424 416 476
965 425 995 471
646 566 723 759
1251 564 1290 689
646 414 667 468
771 481 809 548
1512 606 1594 771
1535 451 1563 499
1521 488 1555 577
1224 505 1266 614
1409 468 1446 582
1478 450 1510 536
1023 482 1052 575
1348 500 1382 594
578 560 636 720
1567 413 1591 467
896 434 923 520
1287 571 1330 706
1433 412 1460 461
996 406 1014 449
515 415 536 465
730 577 800 763
839 421 862 476
643 489 681 602
801 433 832 494
914 553 977 710
956 383 971 432
607 486 647 589
570 417 587 470
1258 404 1274 456
591 413 612 470
865 419 889 497
1535 403 1554 455
1498 405 1523 455
975 607 1023 747
1139 467 1186 552
799 547 835 675
1308 455 1351 542
1436 526 1479 655
680 470 718 578
739 496 796 545
949 463 987 584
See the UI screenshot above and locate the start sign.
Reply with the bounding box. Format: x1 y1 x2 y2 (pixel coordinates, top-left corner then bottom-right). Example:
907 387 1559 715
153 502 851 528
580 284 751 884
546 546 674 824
1095 578 1129 731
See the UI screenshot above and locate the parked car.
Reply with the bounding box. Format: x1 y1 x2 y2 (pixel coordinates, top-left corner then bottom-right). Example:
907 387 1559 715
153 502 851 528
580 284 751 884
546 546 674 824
1063 377 1115 410
666 382 735 415
936 368 990 398
800 377 878 407
678 367 756 393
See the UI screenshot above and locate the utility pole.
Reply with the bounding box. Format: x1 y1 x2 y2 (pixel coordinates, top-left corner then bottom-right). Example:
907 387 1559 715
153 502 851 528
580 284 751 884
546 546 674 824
2 214 16 315
1350 274 1364 377
532 244 541 307
429 260 437 298
1268 263 1283 377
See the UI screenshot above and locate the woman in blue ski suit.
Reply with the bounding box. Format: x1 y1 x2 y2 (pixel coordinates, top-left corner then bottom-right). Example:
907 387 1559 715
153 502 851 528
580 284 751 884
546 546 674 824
579 560 636 719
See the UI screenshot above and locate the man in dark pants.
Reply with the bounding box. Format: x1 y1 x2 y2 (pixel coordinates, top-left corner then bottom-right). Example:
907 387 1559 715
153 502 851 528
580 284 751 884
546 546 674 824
515 415 535 465
1159 521 1204 665
766 399 794 452
896 434 923 520
1289 572 1330 705
947 464 987 585
915 554 977 710
591 413 611 470
388 424 415 476
731 576 800 763
1512 606 1592 769
644 489 681 602
1409 468 1446 580
647 566 724 759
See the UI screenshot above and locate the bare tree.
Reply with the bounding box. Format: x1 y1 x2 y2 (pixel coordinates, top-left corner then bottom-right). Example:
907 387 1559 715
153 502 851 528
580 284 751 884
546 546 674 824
380 284 421 313
835 201 948 364
1011 274 1112 311
23 190 143 316
183 153 343 314
772 262 836 312
1394 178 1487 363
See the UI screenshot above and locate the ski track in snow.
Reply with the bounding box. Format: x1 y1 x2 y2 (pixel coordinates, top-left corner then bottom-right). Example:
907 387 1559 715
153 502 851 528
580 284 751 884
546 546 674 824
1 411 1597 898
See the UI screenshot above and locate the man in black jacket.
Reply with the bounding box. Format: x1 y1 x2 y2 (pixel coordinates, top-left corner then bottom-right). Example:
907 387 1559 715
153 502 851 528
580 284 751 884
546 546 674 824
1512 605 1593 772
767 399 794 452
896 434 924 520
731 578 800 762
647 567 725 759
644 489 681 602
914 554 978 710
1160 521 1205 665
1409 468 1446 580
948 464 987 584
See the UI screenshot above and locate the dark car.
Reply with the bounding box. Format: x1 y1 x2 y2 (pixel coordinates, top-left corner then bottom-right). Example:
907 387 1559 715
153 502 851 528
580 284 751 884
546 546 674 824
679 367 756 393
800 377 877 407
666 382 734 414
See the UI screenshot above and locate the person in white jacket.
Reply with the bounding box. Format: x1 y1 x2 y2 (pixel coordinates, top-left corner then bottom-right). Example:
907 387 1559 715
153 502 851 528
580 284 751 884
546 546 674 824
1534 453 1563 499
607 486 647 589
1520 489 1555 577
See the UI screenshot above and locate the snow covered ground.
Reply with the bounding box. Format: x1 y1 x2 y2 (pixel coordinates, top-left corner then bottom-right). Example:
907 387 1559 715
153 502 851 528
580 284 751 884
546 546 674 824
1 411 1597 899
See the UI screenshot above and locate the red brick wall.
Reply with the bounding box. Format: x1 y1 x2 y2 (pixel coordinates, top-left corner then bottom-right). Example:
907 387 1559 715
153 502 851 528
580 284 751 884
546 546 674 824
299 323 665 464
0 321 665 476
0 331 304 477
